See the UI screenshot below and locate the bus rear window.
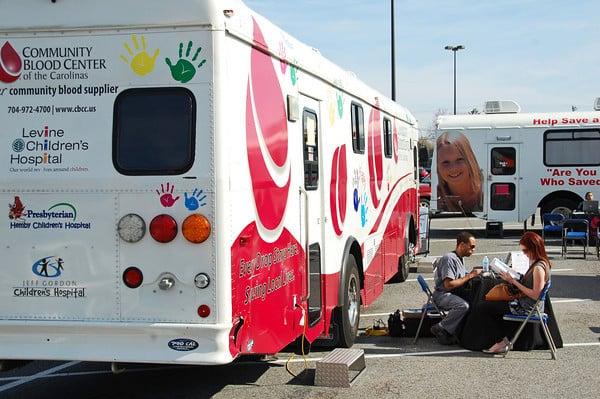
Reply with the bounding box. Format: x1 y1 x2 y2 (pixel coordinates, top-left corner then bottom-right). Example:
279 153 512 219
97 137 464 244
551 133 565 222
113 87 196 175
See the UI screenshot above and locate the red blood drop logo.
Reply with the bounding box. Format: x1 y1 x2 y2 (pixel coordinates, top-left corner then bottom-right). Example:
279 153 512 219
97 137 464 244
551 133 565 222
330 145 347 236
368 106 383 208
246 20 290 231
0 42 22 83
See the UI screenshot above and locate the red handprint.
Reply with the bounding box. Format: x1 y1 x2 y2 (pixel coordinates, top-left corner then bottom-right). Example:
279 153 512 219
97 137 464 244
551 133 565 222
156 183 180 207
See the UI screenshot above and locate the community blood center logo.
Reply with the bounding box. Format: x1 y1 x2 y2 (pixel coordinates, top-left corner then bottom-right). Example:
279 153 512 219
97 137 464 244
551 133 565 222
0 42 22 83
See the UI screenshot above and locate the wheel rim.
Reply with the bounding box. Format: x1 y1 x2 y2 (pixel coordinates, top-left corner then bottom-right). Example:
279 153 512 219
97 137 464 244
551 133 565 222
551 206 572 220
347 275 359 328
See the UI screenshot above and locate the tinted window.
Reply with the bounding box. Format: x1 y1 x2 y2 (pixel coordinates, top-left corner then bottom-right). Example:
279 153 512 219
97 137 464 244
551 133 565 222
383 117 393 158
303 109 319 190
544 129 600 166
351 102 365 154
113 87 196 175
490 183 515 210
491 147 516 175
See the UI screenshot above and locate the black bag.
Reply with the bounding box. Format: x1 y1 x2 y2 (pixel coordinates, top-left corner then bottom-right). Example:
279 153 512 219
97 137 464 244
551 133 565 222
387 309 405 337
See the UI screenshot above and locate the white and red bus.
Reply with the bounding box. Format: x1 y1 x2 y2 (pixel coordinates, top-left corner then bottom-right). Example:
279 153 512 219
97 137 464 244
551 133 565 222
432 100 600 224
0 0 420 365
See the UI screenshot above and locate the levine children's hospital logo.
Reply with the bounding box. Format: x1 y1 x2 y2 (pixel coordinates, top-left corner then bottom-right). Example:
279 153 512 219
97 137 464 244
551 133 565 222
12 256 86 299
8 196 91 230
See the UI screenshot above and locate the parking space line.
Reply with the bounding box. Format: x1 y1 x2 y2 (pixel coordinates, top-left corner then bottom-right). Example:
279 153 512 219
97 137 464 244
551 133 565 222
552 299 591 304
0 361 79 393
363 297 591 317
276 341 600 364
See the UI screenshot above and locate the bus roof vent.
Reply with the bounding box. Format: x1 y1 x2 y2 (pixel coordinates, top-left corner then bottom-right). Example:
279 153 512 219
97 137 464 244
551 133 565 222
594 98 600 111
484 100 521 114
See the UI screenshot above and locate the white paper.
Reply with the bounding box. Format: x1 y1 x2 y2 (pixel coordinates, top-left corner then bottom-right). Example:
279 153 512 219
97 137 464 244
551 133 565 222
507 251 529 275
491 258 521 279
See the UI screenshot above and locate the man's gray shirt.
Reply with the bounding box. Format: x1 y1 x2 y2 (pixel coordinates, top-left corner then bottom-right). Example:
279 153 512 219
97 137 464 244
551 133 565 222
434 251 467 292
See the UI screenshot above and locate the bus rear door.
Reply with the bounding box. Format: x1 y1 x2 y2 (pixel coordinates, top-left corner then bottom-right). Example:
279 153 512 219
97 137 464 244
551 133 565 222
486 144 520 221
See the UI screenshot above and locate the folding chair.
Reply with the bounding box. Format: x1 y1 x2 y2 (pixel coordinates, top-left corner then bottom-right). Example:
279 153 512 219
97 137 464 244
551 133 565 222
502 281 556 360
413 275 446 344
561 219 589 259
541 213 564 242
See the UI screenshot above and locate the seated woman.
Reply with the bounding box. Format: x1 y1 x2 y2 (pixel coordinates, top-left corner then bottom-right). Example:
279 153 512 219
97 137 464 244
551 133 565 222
463 231 551 354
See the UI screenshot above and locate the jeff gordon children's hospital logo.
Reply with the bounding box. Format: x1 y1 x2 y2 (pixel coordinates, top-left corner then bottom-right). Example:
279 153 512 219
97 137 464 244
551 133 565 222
8 196 91 230
13 256 86 299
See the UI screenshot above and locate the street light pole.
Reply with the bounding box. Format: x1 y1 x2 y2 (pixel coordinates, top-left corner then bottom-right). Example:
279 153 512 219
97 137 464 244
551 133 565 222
444 45 465 115
391 0 396 101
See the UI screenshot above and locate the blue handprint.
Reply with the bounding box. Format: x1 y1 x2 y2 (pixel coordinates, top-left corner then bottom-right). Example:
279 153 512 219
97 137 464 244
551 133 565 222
184 189 207 211
360 193 368 227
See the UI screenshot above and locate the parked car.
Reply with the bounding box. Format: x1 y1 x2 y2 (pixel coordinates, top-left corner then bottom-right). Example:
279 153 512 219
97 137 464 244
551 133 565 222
419 175 431 208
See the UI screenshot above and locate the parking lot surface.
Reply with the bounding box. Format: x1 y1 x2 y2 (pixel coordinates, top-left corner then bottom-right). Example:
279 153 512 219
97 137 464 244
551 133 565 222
1 217 599 398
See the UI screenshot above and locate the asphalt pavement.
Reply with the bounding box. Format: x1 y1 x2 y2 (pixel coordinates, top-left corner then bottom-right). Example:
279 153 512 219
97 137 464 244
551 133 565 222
1 217 599 398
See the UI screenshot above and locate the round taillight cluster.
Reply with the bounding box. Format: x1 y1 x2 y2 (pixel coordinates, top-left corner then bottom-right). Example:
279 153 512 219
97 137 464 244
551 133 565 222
123 267 143 288
149 214 178 243
182 214 212 243
117 213 146 243
118 213 211 244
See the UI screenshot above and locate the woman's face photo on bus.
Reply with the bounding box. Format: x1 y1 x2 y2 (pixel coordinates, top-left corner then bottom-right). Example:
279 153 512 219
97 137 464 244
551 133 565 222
436 132 483 212
437 144 469 187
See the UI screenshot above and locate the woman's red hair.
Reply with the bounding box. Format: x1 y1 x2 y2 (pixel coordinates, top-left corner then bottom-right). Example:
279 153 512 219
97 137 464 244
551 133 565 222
520 231 551 268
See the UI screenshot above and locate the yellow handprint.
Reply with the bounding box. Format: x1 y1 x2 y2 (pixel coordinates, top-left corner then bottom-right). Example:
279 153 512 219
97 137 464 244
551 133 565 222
120 34 160 76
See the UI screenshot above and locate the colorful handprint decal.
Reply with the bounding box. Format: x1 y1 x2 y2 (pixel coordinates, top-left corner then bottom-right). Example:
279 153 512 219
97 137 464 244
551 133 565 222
156 183 180 208
360 193 369 227
120 34 160 76
336 91 344 118
165 41 207 83
184 189 207 211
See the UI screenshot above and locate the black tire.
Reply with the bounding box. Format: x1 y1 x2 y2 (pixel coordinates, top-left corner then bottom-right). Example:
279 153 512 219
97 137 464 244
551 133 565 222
541 198 578 219
388 254 409 283
336 256 360 348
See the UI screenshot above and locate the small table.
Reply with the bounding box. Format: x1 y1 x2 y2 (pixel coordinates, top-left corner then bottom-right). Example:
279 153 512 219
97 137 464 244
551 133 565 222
458 274 563 351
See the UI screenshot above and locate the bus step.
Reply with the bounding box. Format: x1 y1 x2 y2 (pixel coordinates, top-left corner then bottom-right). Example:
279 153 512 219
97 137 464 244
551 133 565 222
314 348 365 387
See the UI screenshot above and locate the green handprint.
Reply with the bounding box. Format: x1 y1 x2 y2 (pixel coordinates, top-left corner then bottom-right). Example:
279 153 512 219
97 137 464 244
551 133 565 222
165 41 207 83
337 91 344 118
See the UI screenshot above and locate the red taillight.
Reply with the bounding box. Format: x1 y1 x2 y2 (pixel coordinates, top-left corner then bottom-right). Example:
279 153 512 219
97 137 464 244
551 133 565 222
149 214 178 243
197 305 211 318
123 267 143 288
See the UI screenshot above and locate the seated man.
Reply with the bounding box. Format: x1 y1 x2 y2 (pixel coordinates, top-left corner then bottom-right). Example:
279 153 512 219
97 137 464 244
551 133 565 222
431 231 482 344
576 191 595 211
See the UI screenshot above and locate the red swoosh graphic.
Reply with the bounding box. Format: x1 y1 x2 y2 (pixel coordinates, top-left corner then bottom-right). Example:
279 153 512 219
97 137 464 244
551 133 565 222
368 106 383 208
330 147 342 236
369 173 412 235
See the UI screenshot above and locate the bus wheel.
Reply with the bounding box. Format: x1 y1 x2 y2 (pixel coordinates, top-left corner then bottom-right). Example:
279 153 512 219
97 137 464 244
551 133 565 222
542 198 577 219
388 254 409 283
337 256 360 348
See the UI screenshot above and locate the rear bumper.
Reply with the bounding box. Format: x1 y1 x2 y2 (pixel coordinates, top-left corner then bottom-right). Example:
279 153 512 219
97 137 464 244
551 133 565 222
0 321 234 365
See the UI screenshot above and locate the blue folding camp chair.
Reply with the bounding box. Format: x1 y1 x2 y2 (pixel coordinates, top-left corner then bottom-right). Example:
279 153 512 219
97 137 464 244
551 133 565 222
502 281 556 360
541 213 564 242
562 219 589 259
414 275 446 344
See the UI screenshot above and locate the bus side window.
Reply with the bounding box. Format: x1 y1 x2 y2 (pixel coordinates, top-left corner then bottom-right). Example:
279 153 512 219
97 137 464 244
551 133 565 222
383 117 392 158
303 109 319 190
351 102 365 154
113 87 196 175
490 147 516 175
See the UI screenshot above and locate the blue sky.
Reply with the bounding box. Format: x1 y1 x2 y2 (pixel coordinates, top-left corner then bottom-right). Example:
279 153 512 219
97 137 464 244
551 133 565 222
245 0 600 134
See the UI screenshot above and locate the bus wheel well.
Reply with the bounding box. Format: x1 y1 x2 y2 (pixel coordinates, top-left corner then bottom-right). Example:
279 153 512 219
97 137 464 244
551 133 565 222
337 238 364 307
538 191 582 215
408 216 417 247
348 239 364 290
